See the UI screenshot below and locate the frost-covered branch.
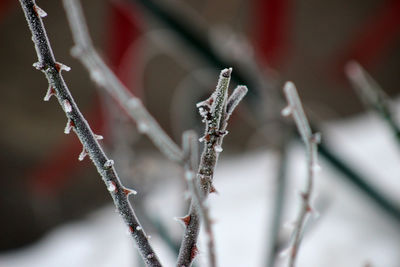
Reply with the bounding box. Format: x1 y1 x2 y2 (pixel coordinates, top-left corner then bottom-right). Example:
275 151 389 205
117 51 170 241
282 82 320 267
62 0 183 163
182 130 216 267
177 69 247 267
345 61 400 143
18 1 162 266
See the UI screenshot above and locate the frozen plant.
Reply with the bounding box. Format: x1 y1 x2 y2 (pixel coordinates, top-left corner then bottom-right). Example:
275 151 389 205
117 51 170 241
281 82 321 267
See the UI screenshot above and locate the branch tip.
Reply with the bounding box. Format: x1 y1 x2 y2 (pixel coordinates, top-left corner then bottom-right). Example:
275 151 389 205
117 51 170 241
221 67 232 78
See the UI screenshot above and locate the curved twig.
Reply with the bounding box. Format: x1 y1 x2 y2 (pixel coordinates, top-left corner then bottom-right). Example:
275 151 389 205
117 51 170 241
62 0 183 163
282 82 320 267
18 1 162 266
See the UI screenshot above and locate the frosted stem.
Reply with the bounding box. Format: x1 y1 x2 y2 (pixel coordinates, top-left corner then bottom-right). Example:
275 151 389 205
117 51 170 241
182 131 217 267
282 82 320 267
177 70 247 267
62 0 183 163
19 1 162 266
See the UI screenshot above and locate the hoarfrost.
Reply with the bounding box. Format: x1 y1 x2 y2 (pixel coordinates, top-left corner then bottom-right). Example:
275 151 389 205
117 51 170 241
103 159 114 169
107 181 116 192
62 99 72 113
214 145 223 153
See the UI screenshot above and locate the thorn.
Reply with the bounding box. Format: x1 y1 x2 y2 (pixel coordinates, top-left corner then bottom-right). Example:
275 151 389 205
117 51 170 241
94 134 103 140
123 187 137 196
62 99 72 113
78 147 87 161
174 215 191 227
33 4 47 18
32 62 45 70
128 226 134 233
55 62 71 72
281 105 292 117
44 86 56 101
64 118 74 134
147 253 154 259
136 226 142 231
190 245 199 261
209 184 218 194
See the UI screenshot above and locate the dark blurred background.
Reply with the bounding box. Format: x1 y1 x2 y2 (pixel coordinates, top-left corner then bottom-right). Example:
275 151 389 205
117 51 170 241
0 0 399 251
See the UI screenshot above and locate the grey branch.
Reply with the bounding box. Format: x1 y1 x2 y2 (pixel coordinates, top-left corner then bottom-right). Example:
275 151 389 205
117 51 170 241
19 0 162 266
182 130 217 267
345 61 400 143
62 0 183 163
177 69 247 267
282 82 320 267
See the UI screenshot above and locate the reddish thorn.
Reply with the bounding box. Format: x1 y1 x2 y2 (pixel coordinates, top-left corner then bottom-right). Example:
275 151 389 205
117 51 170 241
190 245 199 261
205 134 211 142
123 187 137 196
306 205 312 213
175 215 191 226
210 185 218 194
128 226 134 233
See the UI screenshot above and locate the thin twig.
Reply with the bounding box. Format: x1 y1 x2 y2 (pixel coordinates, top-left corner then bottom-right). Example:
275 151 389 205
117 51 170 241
182 130 216 267
62 0 183 163
282 82 320 267
18 1 162 266
345 60 400 145
265 131 292 267
176 69 247 267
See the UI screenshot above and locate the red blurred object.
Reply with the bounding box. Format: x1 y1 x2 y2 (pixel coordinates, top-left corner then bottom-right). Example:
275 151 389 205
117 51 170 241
333 0 400 77
252 0 292 68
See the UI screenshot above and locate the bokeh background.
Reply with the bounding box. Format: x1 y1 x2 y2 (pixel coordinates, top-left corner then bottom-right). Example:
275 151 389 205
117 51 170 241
0 0 400 265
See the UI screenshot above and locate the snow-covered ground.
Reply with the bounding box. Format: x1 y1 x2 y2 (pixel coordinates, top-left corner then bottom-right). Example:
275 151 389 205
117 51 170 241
1 110 400 267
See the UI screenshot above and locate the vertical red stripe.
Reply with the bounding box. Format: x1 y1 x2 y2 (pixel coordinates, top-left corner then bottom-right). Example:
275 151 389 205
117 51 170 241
252 0 291 68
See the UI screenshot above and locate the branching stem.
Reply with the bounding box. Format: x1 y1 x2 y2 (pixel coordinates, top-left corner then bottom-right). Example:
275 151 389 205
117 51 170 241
282 82 320 267
177 70 247 267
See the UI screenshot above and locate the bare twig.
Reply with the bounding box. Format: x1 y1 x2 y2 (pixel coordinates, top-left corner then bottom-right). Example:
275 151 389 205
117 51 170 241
282 82 320 267
177 69 248 267
182 130 216 267
18 1 162 266
266 131 292 267
345 61 400 144
62 0 183 163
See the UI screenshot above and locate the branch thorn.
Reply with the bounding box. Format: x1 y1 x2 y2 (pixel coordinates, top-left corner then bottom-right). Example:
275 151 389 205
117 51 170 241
44 86 56 101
